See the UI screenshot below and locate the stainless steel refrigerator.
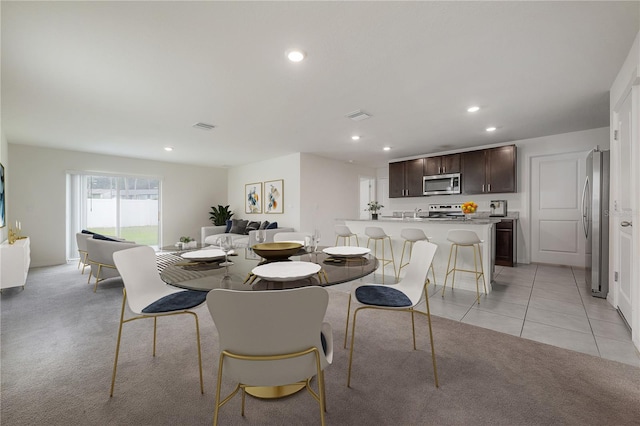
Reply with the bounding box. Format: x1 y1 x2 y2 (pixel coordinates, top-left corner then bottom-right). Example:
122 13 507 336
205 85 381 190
582 148 610 298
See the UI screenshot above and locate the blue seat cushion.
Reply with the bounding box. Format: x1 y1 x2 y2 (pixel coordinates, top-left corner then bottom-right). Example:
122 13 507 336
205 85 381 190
142 290 208 313
355 285 412 307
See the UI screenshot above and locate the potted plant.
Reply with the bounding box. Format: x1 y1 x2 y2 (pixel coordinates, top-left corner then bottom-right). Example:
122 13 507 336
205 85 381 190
365 201 384 220
209 205 234 226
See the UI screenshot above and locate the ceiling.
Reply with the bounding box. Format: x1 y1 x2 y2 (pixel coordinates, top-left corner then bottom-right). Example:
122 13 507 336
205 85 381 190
2 1 638 169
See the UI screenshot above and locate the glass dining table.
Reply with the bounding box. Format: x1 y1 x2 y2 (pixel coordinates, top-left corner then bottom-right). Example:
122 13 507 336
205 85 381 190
159 246 378 292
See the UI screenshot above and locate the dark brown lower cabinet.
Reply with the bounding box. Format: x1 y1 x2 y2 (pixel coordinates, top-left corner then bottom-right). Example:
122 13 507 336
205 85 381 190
495 219 516 267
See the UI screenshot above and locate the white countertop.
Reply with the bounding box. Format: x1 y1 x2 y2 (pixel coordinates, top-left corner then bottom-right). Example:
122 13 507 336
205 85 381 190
346 217 502 225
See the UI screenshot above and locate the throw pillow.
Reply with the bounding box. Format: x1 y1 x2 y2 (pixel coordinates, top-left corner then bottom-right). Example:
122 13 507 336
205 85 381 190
266 221 278 230
258 220 270 230
92 233 119 242
229 219 249 235
245 221 261 234
224 219 232 233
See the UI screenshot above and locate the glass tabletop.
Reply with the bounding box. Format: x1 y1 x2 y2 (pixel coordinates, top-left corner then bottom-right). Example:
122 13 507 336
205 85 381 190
159 246 378 292
158 243 207 253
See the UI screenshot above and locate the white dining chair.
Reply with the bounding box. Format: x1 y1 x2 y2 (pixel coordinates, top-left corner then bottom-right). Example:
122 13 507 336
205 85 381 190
110 245 207 397
206 287 333 426
344 240 439 388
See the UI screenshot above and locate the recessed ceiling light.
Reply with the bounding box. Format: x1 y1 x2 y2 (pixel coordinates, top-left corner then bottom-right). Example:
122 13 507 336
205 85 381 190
164 147 174 152
351 135 360 141
486 127 497 132
286 49 306 62
383 146 391 151
467 106 480 113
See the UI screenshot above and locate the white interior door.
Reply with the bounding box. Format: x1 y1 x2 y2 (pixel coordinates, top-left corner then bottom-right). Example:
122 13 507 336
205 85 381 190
615 91 633 325
359 177 375 219
531 152 586 265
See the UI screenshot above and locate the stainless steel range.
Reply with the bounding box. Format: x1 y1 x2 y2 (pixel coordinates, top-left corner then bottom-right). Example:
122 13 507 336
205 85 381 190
427 204 465 220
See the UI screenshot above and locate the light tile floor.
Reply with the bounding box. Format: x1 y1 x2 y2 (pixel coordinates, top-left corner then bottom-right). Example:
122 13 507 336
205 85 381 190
337 263 640 367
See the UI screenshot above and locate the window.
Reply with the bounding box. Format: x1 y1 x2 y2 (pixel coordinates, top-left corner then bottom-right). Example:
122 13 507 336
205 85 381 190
67 172 161 259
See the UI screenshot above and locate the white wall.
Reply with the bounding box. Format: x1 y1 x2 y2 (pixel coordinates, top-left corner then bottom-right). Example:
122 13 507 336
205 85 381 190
227 152 376 245
378 127 610 263
227 153 302 232
8 144 227 267
300 153 376 244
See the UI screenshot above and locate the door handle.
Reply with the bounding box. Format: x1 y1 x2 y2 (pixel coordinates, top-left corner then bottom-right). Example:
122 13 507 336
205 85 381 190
621 221 632 227
581 177 589 238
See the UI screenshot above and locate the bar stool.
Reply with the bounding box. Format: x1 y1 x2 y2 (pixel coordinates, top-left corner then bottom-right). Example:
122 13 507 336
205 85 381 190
441 229 486 304
365 226 397 283
397 228 436 285
335 225 359 246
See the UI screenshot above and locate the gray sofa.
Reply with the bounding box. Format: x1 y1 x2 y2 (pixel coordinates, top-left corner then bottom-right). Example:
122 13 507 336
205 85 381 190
201 225 293 248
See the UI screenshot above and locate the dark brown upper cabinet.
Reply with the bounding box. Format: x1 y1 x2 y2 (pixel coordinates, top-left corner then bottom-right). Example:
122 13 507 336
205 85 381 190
389 158 424 198
462 145 516 194
424 154 461 175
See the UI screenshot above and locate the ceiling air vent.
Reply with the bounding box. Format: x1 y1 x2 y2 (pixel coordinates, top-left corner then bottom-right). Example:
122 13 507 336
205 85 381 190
345 110 371 121
192 122 216 130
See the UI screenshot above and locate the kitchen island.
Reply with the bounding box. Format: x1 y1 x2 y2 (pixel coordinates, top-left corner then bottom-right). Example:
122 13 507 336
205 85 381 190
342 218 500 294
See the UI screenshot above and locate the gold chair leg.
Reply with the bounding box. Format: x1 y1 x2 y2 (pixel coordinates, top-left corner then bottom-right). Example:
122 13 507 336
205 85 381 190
110 290 127 397
188 311 204 394
81 253 89 275
93 265 103 292
346 306 361 387
317 365 327 425
213 353 225 426
473 246 481 304
430 263 437 286
452 245 460 289
442 244 455 297
397 240 410 280
477 244 487 294
410 309 417 350
153 317 158 356
343 294 352 349
386 236 397 281
423 283 439 388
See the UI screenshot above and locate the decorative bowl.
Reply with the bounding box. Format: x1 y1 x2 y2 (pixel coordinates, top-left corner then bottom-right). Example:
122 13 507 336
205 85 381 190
251 242 302 260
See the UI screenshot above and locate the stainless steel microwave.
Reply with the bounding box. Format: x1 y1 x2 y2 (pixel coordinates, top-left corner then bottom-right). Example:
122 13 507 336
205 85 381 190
423 173 461 196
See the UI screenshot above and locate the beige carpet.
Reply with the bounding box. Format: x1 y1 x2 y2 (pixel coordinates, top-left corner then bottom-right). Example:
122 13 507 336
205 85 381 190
1 263 639 425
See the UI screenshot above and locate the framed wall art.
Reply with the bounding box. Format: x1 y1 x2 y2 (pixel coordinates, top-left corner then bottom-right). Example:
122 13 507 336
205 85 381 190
245 182 262 214
264 179 284 214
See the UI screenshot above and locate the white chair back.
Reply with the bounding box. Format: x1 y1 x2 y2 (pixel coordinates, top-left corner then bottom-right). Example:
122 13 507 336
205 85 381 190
206 287 331 387
447 229 481 245
400 228 428 242
396 240 438 304
273 232 310 244
335 225 354 236
113 245 183 314
365 226 388 239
